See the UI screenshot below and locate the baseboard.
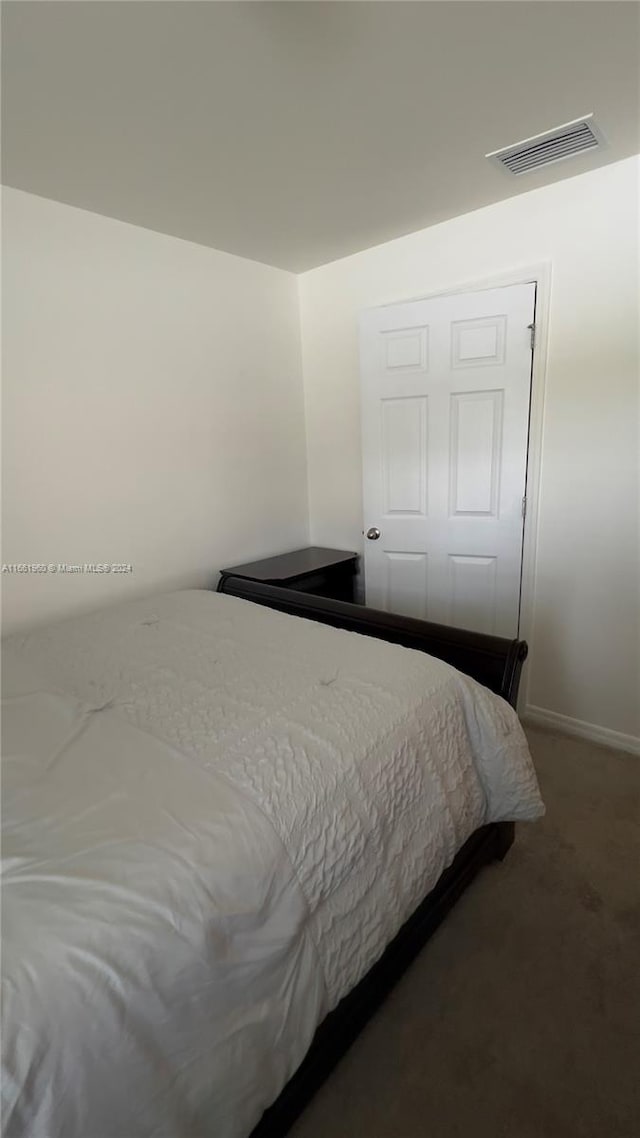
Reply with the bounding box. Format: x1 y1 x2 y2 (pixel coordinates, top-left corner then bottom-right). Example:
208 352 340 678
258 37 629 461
523 705 640 756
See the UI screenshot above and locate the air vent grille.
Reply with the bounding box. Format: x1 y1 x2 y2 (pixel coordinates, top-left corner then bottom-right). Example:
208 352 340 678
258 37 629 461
487 116 604 176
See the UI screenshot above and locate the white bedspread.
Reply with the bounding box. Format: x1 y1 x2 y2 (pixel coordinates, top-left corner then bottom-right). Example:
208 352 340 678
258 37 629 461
1 589 543 1138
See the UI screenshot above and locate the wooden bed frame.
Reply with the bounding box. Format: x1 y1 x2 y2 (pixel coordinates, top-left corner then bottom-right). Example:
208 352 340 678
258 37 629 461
217 575 528 1138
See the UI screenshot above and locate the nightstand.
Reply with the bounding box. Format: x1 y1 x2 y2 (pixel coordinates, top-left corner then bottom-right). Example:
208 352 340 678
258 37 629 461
218 547 359 604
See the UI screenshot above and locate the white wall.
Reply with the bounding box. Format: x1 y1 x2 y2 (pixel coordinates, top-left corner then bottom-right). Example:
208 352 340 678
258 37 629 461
299 157 640 748
3 165 639 750
1 188 308 633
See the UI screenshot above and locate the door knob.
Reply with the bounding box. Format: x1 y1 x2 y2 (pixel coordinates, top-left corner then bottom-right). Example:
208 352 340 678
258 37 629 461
366 527 381 541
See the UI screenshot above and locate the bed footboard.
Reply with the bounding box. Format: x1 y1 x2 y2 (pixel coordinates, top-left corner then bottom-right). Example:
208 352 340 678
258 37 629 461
217 576 527 707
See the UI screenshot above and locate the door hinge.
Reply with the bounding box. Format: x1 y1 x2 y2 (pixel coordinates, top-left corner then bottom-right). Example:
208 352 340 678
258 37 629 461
522 495 527 519
528 323 536 350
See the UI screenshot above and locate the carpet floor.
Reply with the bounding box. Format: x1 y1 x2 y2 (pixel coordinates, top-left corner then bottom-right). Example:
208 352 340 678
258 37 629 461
289 727 640 1138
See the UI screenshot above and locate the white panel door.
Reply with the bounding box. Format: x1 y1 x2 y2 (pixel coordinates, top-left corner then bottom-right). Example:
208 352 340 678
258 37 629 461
359 283 536 637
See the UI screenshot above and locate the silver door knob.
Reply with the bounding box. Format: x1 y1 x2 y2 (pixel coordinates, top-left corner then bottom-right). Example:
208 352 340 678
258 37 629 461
366 527 381 541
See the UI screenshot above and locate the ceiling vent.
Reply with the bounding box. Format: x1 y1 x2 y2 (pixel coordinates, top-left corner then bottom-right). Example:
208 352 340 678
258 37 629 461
486 115 604 176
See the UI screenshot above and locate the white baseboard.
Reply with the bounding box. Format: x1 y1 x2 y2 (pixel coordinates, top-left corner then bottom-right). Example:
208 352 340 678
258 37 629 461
523 705 640 756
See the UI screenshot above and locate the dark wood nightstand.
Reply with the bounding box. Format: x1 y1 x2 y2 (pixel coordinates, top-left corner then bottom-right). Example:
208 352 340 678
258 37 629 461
218 547 359 604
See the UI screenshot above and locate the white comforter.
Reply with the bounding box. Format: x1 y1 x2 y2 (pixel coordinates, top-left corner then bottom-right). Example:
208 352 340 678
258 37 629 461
1 589 543 1138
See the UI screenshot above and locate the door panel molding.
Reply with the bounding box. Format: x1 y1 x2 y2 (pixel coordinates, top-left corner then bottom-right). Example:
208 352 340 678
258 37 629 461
449 389 503 517
381 396 428 516
451 314 507 369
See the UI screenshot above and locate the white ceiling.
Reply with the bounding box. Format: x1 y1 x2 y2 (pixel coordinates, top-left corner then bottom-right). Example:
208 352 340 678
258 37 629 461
2 2 639 272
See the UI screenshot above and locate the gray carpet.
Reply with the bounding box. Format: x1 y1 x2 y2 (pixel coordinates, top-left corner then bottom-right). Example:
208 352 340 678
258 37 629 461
290 727 640 1138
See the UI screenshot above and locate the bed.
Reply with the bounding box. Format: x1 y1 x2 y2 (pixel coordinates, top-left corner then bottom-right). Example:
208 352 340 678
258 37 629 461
1 583 544 1138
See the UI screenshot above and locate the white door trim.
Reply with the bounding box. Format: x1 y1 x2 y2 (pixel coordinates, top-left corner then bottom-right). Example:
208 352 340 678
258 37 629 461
371 262 552 714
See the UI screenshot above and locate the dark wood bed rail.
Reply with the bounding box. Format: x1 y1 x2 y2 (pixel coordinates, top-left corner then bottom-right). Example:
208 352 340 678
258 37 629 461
217 575 528 708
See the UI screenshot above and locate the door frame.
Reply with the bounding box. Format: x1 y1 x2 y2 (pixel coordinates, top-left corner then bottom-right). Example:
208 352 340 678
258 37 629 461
368 261 551 712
